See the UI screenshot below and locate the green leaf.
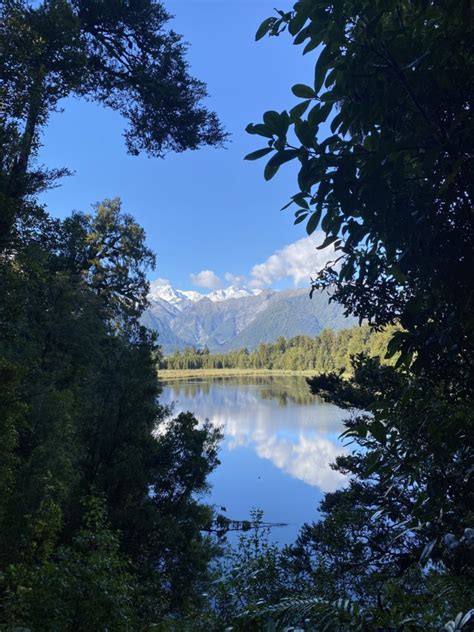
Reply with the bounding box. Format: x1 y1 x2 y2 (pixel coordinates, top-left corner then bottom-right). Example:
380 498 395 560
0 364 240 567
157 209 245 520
303 38 319 55
330 110 344 134
244 147 273 161
294 25 310 46
370 420 387 443
320 90 340 103
280 199 294 211
264 161 279 181
263 110 281 128
314 45 332 94
294 213 308 225
255 17 276 41
263 110 289 137
292 193 309 209
420 538 437 565
245 123 274 139
306 209 321 235
291 84 316 99
294 120 316 146
389 264 406 283
264 150 298 180
317 234 338 250
308 102 333 127
289 99 311 122
288 11 307 36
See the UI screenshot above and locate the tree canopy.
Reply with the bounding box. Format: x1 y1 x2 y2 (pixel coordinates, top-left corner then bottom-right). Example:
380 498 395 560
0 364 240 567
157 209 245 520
0 0 225 242
241 1 474 628
0 1 226 627
246 0 473 382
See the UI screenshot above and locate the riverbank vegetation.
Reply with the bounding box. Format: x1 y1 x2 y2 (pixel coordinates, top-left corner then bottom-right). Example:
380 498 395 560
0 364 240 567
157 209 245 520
159 325 396 374
160 367 317 380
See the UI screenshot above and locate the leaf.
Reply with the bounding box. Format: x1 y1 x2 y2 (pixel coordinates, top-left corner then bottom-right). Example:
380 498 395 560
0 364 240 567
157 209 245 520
306 209 321 235
293 25 310 46
308 102 332 127
294 213 308 225
288 11 307 36
370 420 387 443
314 45 332 94
289 99 311 122
303 38 319 55
320 90 340 103
264 150 298 181
245 123 274 139
264 161 280 181
292 193 309 209
372 509 385 521
291 84 316 99
294 120 316 147
317 234 338 250
330 111 344 134
244 147 273 161
420 538 437 565
262 110 289 137
256 17 276 41
280 199 294 211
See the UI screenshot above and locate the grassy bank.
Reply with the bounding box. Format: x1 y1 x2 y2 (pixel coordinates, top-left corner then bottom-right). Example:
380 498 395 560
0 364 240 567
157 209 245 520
158 368 317 380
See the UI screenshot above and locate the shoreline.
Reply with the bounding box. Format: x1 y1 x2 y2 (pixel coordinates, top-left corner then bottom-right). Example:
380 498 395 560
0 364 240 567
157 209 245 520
158 368 317 380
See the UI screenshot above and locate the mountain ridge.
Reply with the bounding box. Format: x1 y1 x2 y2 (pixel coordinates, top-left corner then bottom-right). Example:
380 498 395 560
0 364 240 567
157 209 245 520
143 283 355 354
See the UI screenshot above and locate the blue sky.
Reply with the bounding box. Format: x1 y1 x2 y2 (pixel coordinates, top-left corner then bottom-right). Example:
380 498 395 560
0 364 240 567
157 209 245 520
39 0 329 291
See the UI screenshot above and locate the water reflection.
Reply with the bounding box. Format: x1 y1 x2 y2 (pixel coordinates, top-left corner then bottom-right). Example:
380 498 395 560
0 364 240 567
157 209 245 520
161 377 347 494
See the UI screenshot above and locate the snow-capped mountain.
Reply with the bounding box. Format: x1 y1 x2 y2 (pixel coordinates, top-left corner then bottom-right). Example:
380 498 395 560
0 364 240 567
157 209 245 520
148 281 262 308
206 286 262 302
143 282 354 354
148 282 203 308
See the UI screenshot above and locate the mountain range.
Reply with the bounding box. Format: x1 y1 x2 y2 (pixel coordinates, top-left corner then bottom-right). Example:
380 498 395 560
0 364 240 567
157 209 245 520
142 282 355 354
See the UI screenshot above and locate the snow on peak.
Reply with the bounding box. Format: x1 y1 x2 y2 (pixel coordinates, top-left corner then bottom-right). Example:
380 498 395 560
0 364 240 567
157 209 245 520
148 282 263 306
148 282 194 307
181 290 205 302
206 286 254 302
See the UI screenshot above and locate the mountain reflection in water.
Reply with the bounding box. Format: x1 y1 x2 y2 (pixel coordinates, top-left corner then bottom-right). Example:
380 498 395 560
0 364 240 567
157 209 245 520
161 376 347 494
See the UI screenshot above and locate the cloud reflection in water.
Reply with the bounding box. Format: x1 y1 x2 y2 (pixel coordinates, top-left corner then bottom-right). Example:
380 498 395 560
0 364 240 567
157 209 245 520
161 377 347 494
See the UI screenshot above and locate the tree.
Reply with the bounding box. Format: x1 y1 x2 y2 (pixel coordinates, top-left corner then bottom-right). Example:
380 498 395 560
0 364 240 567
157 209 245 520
0 202 224 626
0 0 228 626
245 1 474 625
0 0 225 243
246 0 473 381
3 496 138 631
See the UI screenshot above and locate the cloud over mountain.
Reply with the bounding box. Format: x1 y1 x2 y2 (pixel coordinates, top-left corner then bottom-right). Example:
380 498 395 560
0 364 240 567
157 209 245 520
249 234 334 288
190 269 223 289
186 235 335 294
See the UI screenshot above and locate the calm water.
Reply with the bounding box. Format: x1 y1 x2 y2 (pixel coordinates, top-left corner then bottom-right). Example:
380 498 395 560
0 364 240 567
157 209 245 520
160 376 348 544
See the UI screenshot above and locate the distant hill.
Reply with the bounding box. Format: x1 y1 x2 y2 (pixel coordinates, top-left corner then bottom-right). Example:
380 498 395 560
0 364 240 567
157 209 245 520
221 289 352 351
143 282 355 354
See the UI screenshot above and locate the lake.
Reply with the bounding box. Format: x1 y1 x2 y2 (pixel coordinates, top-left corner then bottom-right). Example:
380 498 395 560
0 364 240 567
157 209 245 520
160 376 348 544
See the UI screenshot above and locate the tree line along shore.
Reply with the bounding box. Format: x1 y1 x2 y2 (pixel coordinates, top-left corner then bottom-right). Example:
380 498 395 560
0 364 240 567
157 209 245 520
158 324 397 377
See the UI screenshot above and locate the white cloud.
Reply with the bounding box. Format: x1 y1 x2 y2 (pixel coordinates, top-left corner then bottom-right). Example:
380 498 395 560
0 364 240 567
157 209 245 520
150 277 171 287
249 234 334 288
190 269 223 289
255 433 346 492
224 272 247 286
161 381 347 494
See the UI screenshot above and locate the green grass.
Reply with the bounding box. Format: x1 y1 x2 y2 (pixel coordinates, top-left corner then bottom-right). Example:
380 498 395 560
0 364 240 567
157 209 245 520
158 367 318 380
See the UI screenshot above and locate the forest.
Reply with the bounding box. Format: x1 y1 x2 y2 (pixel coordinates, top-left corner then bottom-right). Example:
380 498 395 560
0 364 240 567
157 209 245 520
160 325 396 373
0 0 472 630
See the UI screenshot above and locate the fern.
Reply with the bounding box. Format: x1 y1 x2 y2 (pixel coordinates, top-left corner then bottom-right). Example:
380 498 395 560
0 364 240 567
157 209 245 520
240 596 474 631
241 595 369 630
